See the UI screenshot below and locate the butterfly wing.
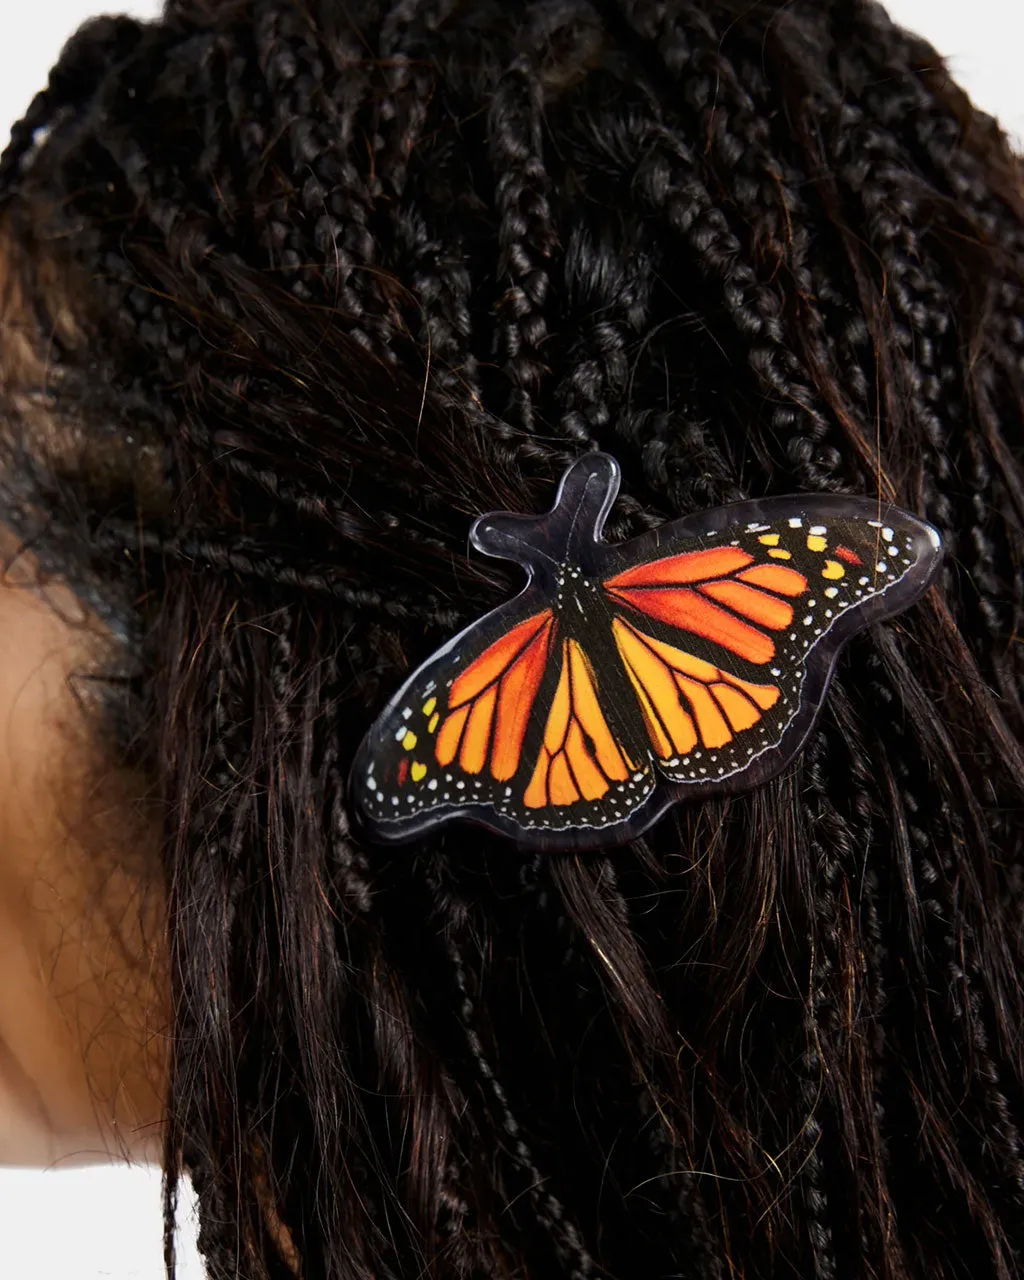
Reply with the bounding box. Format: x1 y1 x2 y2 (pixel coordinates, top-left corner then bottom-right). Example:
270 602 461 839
353 605 560 842
353 595 651 846
520 635 651 821
600 498 941 790
353 482 941 851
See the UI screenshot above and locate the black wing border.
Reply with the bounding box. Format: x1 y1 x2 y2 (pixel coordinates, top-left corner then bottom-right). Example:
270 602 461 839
351 459 943 852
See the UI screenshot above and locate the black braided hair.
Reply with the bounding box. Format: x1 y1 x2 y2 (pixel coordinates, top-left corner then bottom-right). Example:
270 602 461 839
3 1 1024 1277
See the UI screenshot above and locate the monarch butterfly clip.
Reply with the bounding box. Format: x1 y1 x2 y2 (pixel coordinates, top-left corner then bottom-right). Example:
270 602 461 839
352 453 942 852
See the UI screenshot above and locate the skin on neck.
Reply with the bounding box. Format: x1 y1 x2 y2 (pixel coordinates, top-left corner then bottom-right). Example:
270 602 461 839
0 525 167 1167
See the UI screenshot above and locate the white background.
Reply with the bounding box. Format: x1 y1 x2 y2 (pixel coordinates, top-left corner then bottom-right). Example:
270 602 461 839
0 1 1022 1278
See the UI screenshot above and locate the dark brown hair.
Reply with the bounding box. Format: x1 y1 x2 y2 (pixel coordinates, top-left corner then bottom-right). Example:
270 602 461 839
3 2 1024 1277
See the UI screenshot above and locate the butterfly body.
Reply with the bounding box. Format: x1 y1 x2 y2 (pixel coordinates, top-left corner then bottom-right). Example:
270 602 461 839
352 454 942 851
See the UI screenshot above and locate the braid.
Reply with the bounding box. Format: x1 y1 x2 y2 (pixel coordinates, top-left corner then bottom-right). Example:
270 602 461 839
90 518 465 629
488 53 559 437
866 633 1024 1268
793 9 1024 701
324 743 374 916
836 5 1024 724
377 1 451 200
6 3 1024 1278
616 3 852 496
837 677 907 1271
0 15 147 186
427 858 598 1280
0 87 59 187
552 212 664 504
634 133 844 493
797 732 845 1280
384 10 485 413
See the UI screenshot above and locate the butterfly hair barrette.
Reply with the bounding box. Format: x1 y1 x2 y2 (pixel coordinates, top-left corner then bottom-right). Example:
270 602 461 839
351 453 942 852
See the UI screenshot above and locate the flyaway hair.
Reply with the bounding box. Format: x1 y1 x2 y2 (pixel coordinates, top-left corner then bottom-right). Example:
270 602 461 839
2 2 1024 1278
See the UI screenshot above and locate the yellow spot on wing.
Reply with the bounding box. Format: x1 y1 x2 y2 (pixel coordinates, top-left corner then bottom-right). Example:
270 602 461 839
423 697 437 717
402 730 418 750
410 761 427 782
821 560 845 580
768 548 792 560
758 533 780 546
428 712 440 733
807 535 827 552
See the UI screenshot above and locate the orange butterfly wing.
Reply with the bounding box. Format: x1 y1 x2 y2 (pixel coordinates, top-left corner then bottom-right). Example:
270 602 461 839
433 609 555 782
355 451 942 850
612 616 781 758
606 550 808 665
522 638 635 809
356 603 649 835
604 548 810 768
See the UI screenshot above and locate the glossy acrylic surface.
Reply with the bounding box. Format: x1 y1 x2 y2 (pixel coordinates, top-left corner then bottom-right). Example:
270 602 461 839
351 454 943 852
